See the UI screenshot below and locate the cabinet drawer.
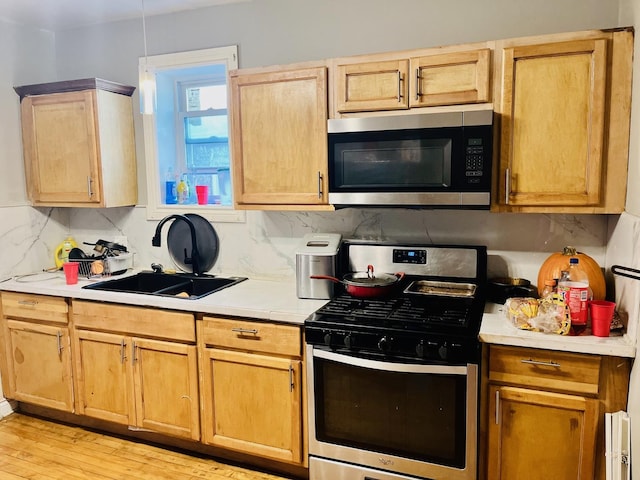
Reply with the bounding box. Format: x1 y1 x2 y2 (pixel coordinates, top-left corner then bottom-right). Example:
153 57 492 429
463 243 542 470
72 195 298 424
73 300 195 342
201 317 301 357
489 345 601 396
1 292 68 324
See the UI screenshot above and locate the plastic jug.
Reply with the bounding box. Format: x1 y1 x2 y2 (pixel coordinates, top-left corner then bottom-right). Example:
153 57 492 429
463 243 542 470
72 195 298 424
54 236 78 269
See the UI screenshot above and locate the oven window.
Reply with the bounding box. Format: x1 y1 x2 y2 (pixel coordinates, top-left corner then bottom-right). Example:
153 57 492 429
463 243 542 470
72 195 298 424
314 356 467 468
337 139 451 188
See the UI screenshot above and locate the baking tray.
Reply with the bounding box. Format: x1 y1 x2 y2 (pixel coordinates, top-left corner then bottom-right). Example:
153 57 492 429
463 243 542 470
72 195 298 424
403 280 477 298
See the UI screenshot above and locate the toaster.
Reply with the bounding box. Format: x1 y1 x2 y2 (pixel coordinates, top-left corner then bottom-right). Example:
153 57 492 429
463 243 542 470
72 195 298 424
296 233 342 299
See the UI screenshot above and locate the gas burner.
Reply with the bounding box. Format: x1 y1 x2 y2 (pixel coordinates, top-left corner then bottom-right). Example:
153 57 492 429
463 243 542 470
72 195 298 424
304 242 487 364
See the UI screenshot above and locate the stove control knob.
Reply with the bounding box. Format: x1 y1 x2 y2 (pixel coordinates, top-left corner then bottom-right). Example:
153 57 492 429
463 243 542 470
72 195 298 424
323 332 333 347
416 341 425 358
438 343 449 361
344 334 355 350
378 336 391 353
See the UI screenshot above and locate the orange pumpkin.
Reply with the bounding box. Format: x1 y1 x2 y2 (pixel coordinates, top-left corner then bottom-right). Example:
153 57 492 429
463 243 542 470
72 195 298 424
537 246 606 300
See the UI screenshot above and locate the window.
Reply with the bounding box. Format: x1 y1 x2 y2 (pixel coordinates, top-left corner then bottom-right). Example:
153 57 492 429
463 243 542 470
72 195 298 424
140 46 244 222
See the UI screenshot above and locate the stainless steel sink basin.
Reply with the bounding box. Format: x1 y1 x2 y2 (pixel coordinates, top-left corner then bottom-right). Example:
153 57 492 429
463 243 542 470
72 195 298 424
83 271 247 299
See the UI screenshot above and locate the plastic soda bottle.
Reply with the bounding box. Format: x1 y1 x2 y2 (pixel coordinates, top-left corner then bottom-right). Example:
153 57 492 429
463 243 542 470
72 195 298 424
557 258 590 332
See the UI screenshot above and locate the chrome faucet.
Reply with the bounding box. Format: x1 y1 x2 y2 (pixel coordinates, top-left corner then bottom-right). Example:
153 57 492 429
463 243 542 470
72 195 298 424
152 214 202 276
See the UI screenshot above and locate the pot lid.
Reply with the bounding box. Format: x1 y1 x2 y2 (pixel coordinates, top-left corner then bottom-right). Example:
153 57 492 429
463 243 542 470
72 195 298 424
167 213 219 273
343 266 400 287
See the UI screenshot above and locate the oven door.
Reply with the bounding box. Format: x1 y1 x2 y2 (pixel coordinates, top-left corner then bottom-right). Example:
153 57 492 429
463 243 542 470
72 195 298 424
306 345 478 480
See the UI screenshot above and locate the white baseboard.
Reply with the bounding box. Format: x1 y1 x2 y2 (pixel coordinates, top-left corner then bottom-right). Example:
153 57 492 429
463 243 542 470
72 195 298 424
0 398 15 418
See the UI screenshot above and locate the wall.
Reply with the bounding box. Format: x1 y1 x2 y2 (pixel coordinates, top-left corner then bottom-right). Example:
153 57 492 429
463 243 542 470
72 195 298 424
47 0 619 285
613 1 640 476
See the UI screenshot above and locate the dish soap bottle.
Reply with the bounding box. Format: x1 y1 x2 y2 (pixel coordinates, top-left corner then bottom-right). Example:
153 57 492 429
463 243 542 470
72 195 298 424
54 236 78 269
177 175 189 204
557 258 590 334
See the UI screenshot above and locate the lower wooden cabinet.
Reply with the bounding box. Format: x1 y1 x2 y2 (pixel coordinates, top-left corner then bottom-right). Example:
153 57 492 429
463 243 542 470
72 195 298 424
0 293 73 412
485 345 630 480
72 301 200 441
198 317 304 465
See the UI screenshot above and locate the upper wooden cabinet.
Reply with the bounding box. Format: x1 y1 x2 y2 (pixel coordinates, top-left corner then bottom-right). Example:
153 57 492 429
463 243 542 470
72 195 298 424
493 28 633 213
15 78 138 208
332 46 492 115
229 65 331 210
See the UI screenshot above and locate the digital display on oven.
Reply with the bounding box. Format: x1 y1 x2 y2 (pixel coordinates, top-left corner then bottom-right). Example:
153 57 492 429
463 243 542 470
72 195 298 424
393 248 427 264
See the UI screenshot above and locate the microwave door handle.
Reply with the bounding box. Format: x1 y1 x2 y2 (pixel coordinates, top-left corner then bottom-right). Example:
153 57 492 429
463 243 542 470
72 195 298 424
313 348 468 376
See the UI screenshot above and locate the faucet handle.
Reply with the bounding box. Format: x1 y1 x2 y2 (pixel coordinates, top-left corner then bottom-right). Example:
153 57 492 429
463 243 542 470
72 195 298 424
151 263 164 273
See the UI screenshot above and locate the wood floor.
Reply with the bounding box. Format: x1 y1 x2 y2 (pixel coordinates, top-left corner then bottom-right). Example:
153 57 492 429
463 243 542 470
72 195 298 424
0 413 294 480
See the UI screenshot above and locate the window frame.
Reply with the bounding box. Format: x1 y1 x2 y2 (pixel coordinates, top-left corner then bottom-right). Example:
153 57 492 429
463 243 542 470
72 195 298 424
140 45 244 222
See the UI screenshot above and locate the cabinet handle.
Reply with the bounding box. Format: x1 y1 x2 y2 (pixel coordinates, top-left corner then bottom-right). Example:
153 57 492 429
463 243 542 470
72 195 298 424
397 70 402 103
87 176 94 198
132 341 138 364
289 364 294 392
56 331 63 356
415 68 421 101
504 168 510 204
520 358 561 368
495 390 500 424
231 327 258 335
120 338 127 364
17 300 37 306
317 171 323 199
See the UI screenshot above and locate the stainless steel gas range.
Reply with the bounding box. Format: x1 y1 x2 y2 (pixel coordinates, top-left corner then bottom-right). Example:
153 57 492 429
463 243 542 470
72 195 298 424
304 241 487 480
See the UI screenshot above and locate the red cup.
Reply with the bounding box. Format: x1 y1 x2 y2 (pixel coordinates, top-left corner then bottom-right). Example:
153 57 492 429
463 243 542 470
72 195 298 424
195 185 208 205
590 300 615 337
62 261 79 285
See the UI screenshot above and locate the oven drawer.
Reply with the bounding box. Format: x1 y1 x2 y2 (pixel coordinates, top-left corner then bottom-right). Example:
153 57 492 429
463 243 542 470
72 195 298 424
201 317 301 357
1 292 68 324
489 345 601 396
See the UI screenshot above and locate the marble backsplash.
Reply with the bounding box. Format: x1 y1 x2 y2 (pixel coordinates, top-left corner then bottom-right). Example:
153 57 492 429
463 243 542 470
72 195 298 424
58 206 610 286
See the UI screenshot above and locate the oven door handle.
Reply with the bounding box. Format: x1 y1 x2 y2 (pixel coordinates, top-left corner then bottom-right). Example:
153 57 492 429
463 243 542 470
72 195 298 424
312 348 470 375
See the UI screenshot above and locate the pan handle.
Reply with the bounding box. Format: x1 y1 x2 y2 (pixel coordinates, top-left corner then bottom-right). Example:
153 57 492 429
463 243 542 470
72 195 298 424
612 265 640 281
310 275 343 284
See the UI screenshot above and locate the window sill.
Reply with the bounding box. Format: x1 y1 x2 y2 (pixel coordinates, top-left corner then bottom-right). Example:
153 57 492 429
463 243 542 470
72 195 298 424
146 204 246 223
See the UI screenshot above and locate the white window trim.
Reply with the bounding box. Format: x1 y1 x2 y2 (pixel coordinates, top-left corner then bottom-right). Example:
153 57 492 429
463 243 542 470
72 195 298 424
140 45 245 223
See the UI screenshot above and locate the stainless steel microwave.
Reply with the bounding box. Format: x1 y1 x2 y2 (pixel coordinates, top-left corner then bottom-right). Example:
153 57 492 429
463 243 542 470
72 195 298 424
328 110 493 208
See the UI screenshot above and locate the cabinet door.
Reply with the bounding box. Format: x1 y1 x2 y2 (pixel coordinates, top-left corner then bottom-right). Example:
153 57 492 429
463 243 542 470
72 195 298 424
335 59 409 112
21 91 102 205
487 385 598 480
498 39 607 207
132 338 200 440
230 67 329 207
410 49 491 107
74 330 134 425
201 348 302 464
4 320 73 412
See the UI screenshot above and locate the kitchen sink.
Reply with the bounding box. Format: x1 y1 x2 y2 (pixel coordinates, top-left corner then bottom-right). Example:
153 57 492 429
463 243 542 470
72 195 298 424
82 271 247 299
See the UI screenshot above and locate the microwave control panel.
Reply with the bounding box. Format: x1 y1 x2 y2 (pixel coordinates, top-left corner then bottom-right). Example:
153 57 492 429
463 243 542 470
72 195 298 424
465 138 485 184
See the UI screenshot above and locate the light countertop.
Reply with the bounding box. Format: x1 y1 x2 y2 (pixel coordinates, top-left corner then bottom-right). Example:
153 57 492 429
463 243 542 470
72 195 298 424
479 302 636 358
2 272 637 357
0 270 328 325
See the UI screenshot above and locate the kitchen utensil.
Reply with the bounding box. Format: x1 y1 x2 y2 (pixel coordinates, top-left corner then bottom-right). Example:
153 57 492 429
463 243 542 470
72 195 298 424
167 213 219 274
311 264 404 298
488 277 538 303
